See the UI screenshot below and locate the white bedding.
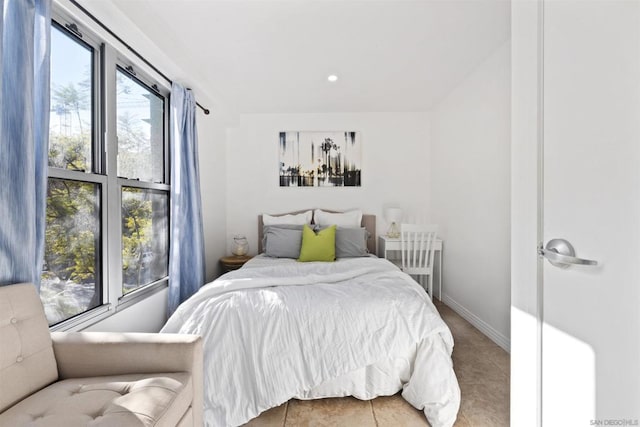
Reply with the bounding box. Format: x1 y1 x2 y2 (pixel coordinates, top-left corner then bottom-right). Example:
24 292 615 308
161 255 460 427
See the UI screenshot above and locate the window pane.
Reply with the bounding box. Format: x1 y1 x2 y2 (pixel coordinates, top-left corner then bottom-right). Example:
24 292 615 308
41 179 101 325
117 70 165 182
49 25 93 172
122 187 169 294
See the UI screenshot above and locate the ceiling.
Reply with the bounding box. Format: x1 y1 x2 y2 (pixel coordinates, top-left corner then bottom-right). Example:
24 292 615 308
104 0 510 114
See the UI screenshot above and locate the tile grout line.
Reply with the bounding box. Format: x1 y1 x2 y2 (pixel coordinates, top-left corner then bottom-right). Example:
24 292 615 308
370 400 379 427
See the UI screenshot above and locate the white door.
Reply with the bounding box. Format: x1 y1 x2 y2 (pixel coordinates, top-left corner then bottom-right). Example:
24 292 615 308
541 1 640 424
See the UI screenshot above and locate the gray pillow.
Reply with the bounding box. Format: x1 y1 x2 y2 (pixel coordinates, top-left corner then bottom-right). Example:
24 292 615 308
263 225 304 258
335 227 369 258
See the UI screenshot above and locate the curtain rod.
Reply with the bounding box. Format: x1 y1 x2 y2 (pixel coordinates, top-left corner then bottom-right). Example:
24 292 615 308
67 0 211 115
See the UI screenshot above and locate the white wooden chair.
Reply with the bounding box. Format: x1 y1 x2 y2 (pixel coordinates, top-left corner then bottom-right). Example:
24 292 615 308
400 224 438 300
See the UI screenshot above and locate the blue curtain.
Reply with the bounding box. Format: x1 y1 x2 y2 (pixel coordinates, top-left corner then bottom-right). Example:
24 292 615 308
168 83 205 314
0 0 51 288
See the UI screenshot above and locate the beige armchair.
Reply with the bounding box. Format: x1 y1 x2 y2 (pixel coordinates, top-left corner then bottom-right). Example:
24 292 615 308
0 283 203 426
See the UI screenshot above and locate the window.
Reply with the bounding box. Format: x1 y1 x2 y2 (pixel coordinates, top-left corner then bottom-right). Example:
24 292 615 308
42 23 103 326
42 178 101 324
116 69 165 183
48 25 94 172
41 15 170 327
121 188 169 294
116 67 169 295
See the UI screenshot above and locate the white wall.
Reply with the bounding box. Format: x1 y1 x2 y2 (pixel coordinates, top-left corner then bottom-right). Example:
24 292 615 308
225 112 431 254
431 41 511 350
84 289 169 333
198 112 230 283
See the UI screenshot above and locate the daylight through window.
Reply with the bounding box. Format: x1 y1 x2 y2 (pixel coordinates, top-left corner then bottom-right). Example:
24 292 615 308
41 17 170 327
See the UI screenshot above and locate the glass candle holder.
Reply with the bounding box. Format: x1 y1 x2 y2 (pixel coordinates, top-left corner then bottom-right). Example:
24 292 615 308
231 235 249 256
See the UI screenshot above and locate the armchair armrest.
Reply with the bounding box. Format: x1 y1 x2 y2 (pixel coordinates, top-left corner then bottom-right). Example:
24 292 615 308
52 332 203 426
51 332 202 379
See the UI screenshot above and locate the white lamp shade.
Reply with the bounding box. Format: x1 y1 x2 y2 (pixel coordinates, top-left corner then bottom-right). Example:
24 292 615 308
384 207 403 224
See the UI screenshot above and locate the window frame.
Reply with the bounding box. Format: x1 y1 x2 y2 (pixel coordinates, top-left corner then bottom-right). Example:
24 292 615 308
115 63 170 184
112 56 171 306
46 9 171 331
49 18 102 175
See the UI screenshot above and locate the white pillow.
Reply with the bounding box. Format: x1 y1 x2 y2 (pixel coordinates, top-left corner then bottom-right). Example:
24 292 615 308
314 209 363 228
263 210 312 226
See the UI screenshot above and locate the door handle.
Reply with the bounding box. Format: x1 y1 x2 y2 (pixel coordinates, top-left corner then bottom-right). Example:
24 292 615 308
539 238 598 268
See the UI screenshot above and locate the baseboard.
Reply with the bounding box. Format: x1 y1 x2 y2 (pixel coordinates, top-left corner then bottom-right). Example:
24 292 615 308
442 295 511 353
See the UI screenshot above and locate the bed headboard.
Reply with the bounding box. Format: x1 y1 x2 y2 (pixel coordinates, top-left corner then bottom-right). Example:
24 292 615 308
258 210 376 254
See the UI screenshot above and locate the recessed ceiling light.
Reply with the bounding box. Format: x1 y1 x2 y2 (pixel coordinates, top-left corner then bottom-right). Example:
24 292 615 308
327 75 338 82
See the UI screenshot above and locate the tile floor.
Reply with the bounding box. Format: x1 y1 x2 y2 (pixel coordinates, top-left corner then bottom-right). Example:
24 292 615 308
244 300 510 427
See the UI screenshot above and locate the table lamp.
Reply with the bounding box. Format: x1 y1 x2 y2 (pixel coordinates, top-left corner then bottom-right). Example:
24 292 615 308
384 207 402 238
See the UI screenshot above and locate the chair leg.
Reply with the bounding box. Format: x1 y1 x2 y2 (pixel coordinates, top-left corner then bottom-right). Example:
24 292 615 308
418 275 427 294
428 275 433 301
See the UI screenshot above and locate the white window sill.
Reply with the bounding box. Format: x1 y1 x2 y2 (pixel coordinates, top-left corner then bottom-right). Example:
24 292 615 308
49 279 168 332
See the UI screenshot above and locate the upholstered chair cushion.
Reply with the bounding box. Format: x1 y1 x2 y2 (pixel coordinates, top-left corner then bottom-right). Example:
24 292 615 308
0 372 192 427
0 283 58 412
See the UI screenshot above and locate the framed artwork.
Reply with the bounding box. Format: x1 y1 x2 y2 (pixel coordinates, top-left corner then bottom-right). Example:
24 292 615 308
279 131 362 187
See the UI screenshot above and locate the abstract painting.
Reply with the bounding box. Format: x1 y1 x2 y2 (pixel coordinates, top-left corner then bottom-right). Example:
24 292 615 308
279 131 362 187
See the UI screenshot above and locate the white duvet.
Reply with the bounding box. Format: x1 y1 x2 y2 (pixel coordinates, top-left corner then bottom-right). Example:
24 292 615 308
161 256 460 427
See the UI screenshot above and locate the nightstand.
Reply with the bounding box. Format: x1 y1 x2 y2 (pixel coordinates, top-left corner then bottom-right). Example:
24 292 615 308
220 255 253 273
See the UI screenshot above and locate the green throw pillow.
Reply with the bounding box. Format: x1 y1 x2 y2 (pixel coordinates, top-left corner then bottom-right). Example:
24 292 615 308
298 224 336 262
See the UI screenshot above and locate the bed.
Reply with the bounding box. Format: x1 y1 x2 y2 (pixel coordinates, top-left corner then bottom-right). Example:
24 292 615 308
161 209 460 427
